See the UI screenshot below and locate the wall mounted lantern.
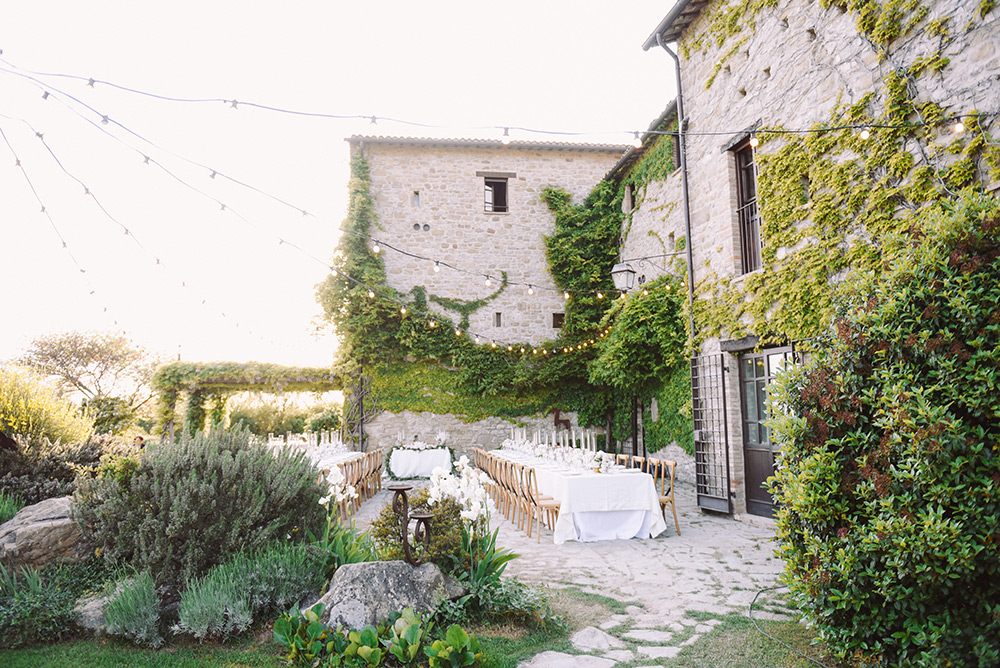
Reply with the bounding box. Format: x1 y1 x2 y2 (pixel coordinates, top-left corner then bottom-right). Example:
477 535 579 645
611 262 636 292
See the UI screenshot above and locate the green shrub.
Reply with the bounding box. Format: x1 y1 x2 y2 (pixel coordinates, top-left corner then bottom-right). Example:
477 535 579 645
175 542 325 641
175 569 252 641
0 365 93 443
770 193 1000 667
73 427 326 585
370 488 464 570
0 438 105 504
104 572 163 648
0 558 110 647
313 519 378 577
0 490 25 525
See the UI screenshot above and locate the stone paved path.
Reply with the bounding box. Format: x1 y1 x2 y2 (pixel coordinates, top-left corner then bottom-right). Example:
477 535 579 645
353 478 789 666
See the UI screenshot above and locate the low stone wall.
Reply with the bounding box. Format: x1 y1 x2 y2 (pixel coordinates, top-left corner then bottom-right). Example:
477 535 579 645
364 410 588 457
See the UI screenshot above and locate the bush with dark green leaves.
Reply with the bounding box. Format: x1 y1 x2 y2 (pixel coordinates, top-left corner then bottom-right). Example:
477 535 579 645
369 488 464 570
769 193 1000 667
73 428 326 585
0 559 111 647
0 437 104 505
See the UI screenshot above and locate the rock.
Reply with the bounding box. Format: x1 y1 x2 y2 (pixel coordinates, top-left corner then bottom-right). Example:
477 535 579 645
637 646 682 659
0 496 91 569
315 560 465 629
571 626 625 652
74 594 107 634
623 628 674 643
516 651 616 668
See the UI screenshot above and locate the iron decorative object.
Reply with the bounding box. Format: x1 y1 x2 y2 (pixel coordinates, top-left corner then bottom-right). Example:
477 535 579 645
385 482 432 566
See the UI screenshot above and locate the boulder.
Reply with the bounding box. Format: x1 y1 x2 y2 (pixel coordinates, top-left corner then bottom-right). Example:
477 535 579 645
315 560 465 629
0 496 91 569
74 594 108 634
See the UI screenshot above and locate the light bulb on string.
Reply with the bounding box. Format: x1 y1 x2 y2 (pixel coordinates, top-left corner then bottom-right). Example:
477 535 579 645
952 120 965 134
749 133 759 148
597 292 604 300
455 328 462 336
491 341 497 348
632 132 643 149
507 345 513 351
485 276 492 287
372 243 381 254
527 285 534 295
368 289 375 299
400 306 407 315
433 261 441 273
475 336 480 344
859 126 871 141
428 320 436 328
564 291 571 300
501 127 511 145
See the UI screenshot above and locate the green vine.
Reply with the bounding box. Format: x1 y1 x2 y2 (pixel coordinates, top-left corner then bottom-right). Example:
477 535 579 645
685 1 1000 347
152 361 341 434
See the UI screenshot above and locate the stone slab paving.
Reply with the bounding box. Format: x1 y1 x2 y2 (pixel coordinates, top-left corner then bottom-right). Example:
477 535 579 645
353 477 786 666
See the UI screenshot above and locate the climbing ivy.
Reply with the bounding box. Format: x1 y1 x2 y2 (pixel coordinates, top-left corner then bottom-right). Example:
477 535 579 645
152 361 341 434
685 0 1000 347
316 148 693 450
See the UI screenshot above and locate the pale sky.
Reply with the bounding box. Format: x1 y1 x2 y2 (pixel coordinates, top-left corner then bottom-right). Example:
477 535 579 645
0 1 677 368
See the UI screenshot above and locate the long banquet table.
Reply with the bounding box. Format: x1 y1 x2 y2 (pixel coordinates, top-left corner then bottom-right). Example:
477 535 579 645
388 446 452 478
495 450 666 545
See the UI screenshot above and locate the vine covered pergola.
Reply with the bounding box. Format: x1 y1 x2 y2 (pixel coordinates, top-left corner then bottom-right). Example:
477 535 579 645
153 361 343 438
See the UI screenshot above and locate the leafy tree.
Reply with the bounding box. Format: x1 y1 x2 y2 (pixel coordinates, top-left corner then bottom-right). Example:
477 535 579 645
18 331 157 411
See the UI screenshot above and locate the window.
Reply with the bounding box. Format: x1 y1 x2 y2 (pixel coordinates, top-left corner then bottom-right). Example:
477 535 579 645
494 312 502 328
484 178 508 213
552 313 565 329
734 140 761 274
412 191 420 207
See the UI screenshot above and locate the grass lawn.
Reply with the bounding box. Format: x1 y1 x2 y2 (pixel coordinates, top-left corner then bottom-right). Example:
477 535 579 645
668 613 835 668
0 623 570 668
0 636 285 668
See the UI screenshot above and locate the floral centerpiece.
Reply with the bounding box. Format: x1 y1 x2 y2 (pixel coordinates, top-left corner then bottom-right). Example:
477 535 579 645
499 437 619 473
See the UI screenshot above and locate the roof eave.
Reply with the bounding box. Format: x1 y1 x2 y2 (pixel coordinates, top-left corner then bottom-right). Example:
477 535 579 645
641 0 709 50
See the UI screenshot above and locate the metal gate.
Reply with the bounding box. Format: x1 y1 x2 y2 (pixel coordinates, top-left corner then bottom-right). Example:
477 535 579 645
691 353 731 513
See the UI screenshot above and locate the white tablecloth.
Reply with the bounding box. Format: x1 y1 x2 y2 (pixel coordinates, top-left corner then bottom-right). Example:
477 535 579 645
495 451 666 544
389 447 452 478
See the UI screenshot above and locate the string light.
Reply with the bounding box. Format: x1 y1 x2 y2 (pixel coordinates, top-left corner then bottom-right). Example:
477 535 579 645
368 289 375 298
859 126 871 141
433 261 441 273
597 292 604 299
428 320 436 328
749 133 759 148
400 306 407 315
953 120 965 134
372 243 381 254
527 285 534 295
632 132 642 149
455 328 462 336
485 275 492 287
564 291 570 300
501 127 511 145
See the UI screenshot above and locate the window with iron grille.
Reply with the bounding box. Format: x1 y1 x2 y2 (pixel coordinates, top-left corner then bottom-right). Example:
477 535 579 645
734 141 760 274
552 313 565 329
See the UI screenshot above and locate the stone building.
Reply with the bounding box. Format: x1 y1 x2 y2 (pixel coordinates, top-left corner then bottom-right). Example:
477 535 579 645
609 0 1000 518
346 136 627 450
348 136 626 345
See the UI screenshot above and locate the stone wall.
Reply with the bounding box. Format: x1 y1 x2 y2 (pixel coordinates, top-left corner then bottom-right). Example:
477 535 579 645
364 409 587 456
623 0 1000 515
351 138 625 344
